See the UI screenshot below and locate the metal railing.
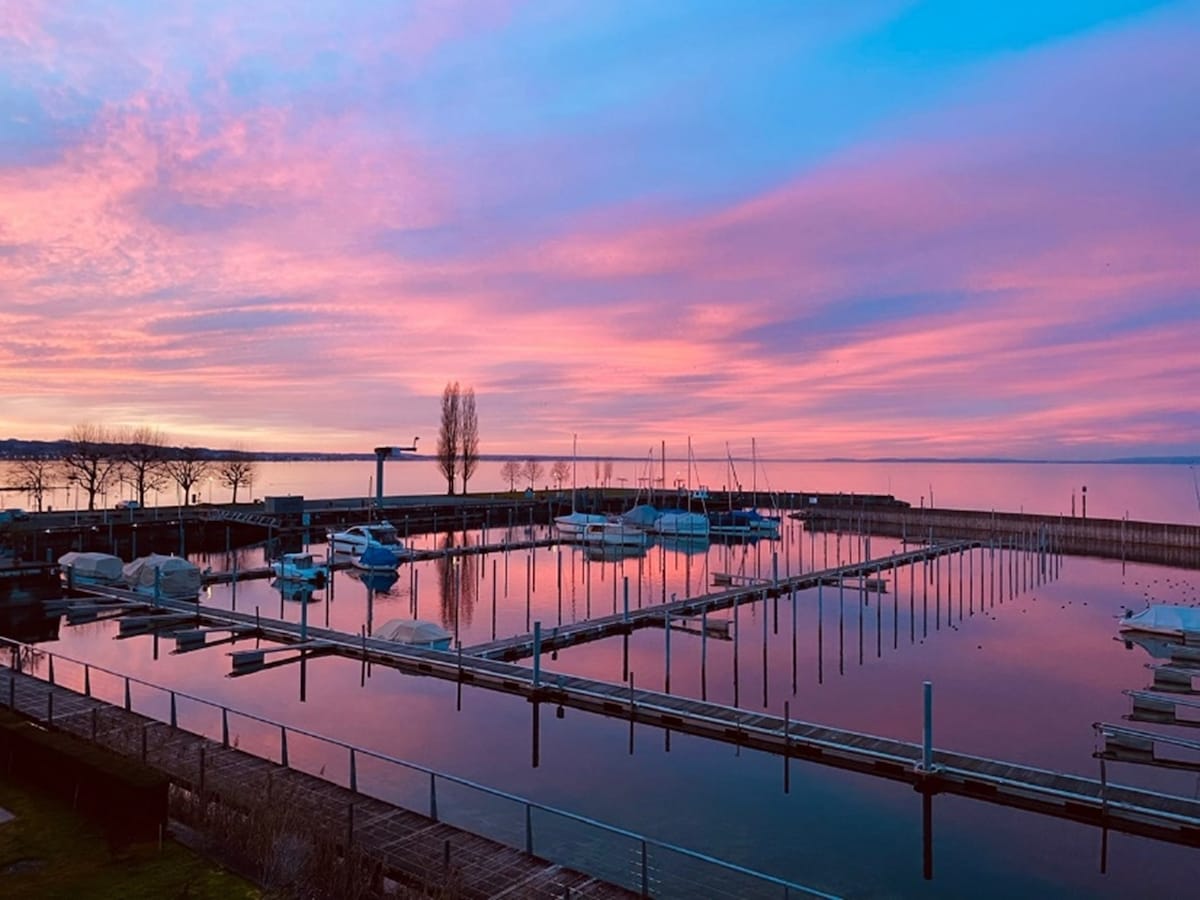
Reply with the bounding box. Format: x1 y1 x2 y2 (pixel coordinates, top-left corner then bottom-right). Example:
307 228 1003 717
0 636 837 899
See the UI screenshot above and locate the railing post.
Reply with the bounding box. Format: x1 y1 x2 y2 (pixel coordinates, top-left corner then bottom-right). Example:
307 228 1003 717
221 707 229 748
349 747 358 793
524 803 533 855
280 726 289 767
429 772 438 821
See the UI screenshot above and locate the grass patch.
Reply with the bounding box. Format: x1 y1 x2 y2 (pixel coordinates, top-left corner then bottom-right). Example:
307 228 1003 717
0 775 259 899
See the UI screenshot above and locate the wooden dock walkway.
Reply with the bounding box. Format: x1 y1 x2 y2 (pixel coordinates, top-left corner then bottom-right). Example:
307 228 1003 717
465 542 977 661
0 665 637 899
69 588 1200 849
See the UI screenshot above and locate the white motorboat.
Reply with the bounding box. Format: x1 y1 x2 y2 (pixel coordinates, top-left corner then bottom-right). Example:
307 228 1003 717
579 520 648 547
271 552 329 584
554 510 609 536
328 521 412 558
58 552 125 588
1118 605 1200 638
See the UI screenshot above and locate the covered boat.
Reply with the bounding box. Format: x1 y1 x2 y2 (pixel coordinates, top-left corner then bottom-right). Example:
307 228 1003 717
372 618 452 650
1119 605 1200 638
709 509 781 535
58 552 124 587
353 541 401 571
122 554 202 600
619 504 660 530
651 509 710 537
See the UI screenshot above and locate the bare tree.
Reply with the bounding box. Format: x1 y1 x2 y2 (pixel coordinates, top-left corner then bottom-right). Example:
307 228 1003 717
164 447 211 507
216 450 257 503
436 382 461 496
459 387 479 494
549 459 571 490
8 454 56 512
499 460 522 492
60 423 120 510
522 458 544 490
116 425 168 506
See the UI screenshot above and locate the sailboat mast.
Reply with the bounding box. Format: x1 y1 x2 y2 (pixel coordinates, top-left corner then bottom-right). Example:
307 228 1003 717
571 433 577 513
752 437 758 506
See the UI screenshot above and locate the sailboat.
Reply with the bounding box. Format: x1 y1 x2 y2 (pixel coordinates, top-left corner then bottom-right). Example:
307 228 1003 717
554 434 609 536
649 437 709 537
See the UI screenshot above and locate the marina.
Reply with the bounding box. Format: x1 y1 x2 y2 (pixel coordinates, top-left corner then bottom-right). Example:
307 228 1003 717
3 459 1200 897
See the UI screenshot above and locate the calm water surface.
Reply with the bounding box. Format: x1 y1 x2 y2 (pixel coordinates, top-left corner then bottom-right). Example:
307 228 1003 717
7 461 1200 897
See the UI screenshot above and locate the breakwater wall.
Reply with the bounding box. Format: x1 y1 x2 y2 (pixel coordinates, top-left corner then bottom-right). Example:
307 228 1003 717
798 507 1200 569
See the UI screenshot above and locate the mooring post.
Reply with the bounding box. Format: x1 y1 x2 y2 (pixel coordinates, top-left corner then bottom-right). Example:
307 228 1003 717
783 699 791 794
349 747 358 793
124 676 131 711
83 663 90 697
922 680 934 772
170 691 177 728
300 587 308 642
640 839 649 897
664 609 671 693
221 707 229 748
429 772 438 821
525 803 534 855
532 621 542 689
280 725 288 767
46 689 53 725
623 576 630 623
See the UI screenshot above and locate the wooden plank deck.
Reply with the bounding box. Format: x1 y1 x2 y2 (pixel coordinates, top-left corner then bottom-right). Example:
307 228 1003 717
0 667 635 899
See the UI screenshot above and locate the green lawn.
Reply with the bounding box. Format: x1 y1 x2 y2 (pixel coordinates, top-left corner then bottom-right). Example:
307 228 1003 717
0 777 259 899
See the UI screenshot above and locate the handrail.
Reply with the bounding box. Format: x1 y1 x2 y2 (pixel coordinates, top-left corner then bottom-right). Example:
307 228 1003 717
0 636 837 899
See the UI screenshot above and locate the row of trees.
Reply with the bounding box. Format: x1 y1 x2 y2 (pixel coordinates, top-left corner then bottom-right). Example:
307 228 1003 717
499 458 619 491
436 382 480 495
4 424 258 511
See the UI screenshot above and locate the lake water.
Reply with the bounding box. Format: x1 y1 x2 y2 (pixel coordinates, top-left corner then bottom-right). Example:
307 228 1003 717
6 460 1200 896
20 457 1191 524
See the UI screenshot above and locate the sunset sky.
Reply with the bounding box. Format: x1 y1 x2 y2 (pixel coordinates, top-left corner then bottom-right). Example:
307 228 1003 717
1 1 1196 460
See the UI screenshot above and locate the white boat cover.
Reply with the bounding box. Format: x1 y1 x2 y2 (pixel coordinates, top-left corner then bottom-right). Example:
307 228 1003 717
652 510 710 536
372 618 452 646
58 552 124 584
620 504 659 529
1119 604 1200 635
122 554 202 598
